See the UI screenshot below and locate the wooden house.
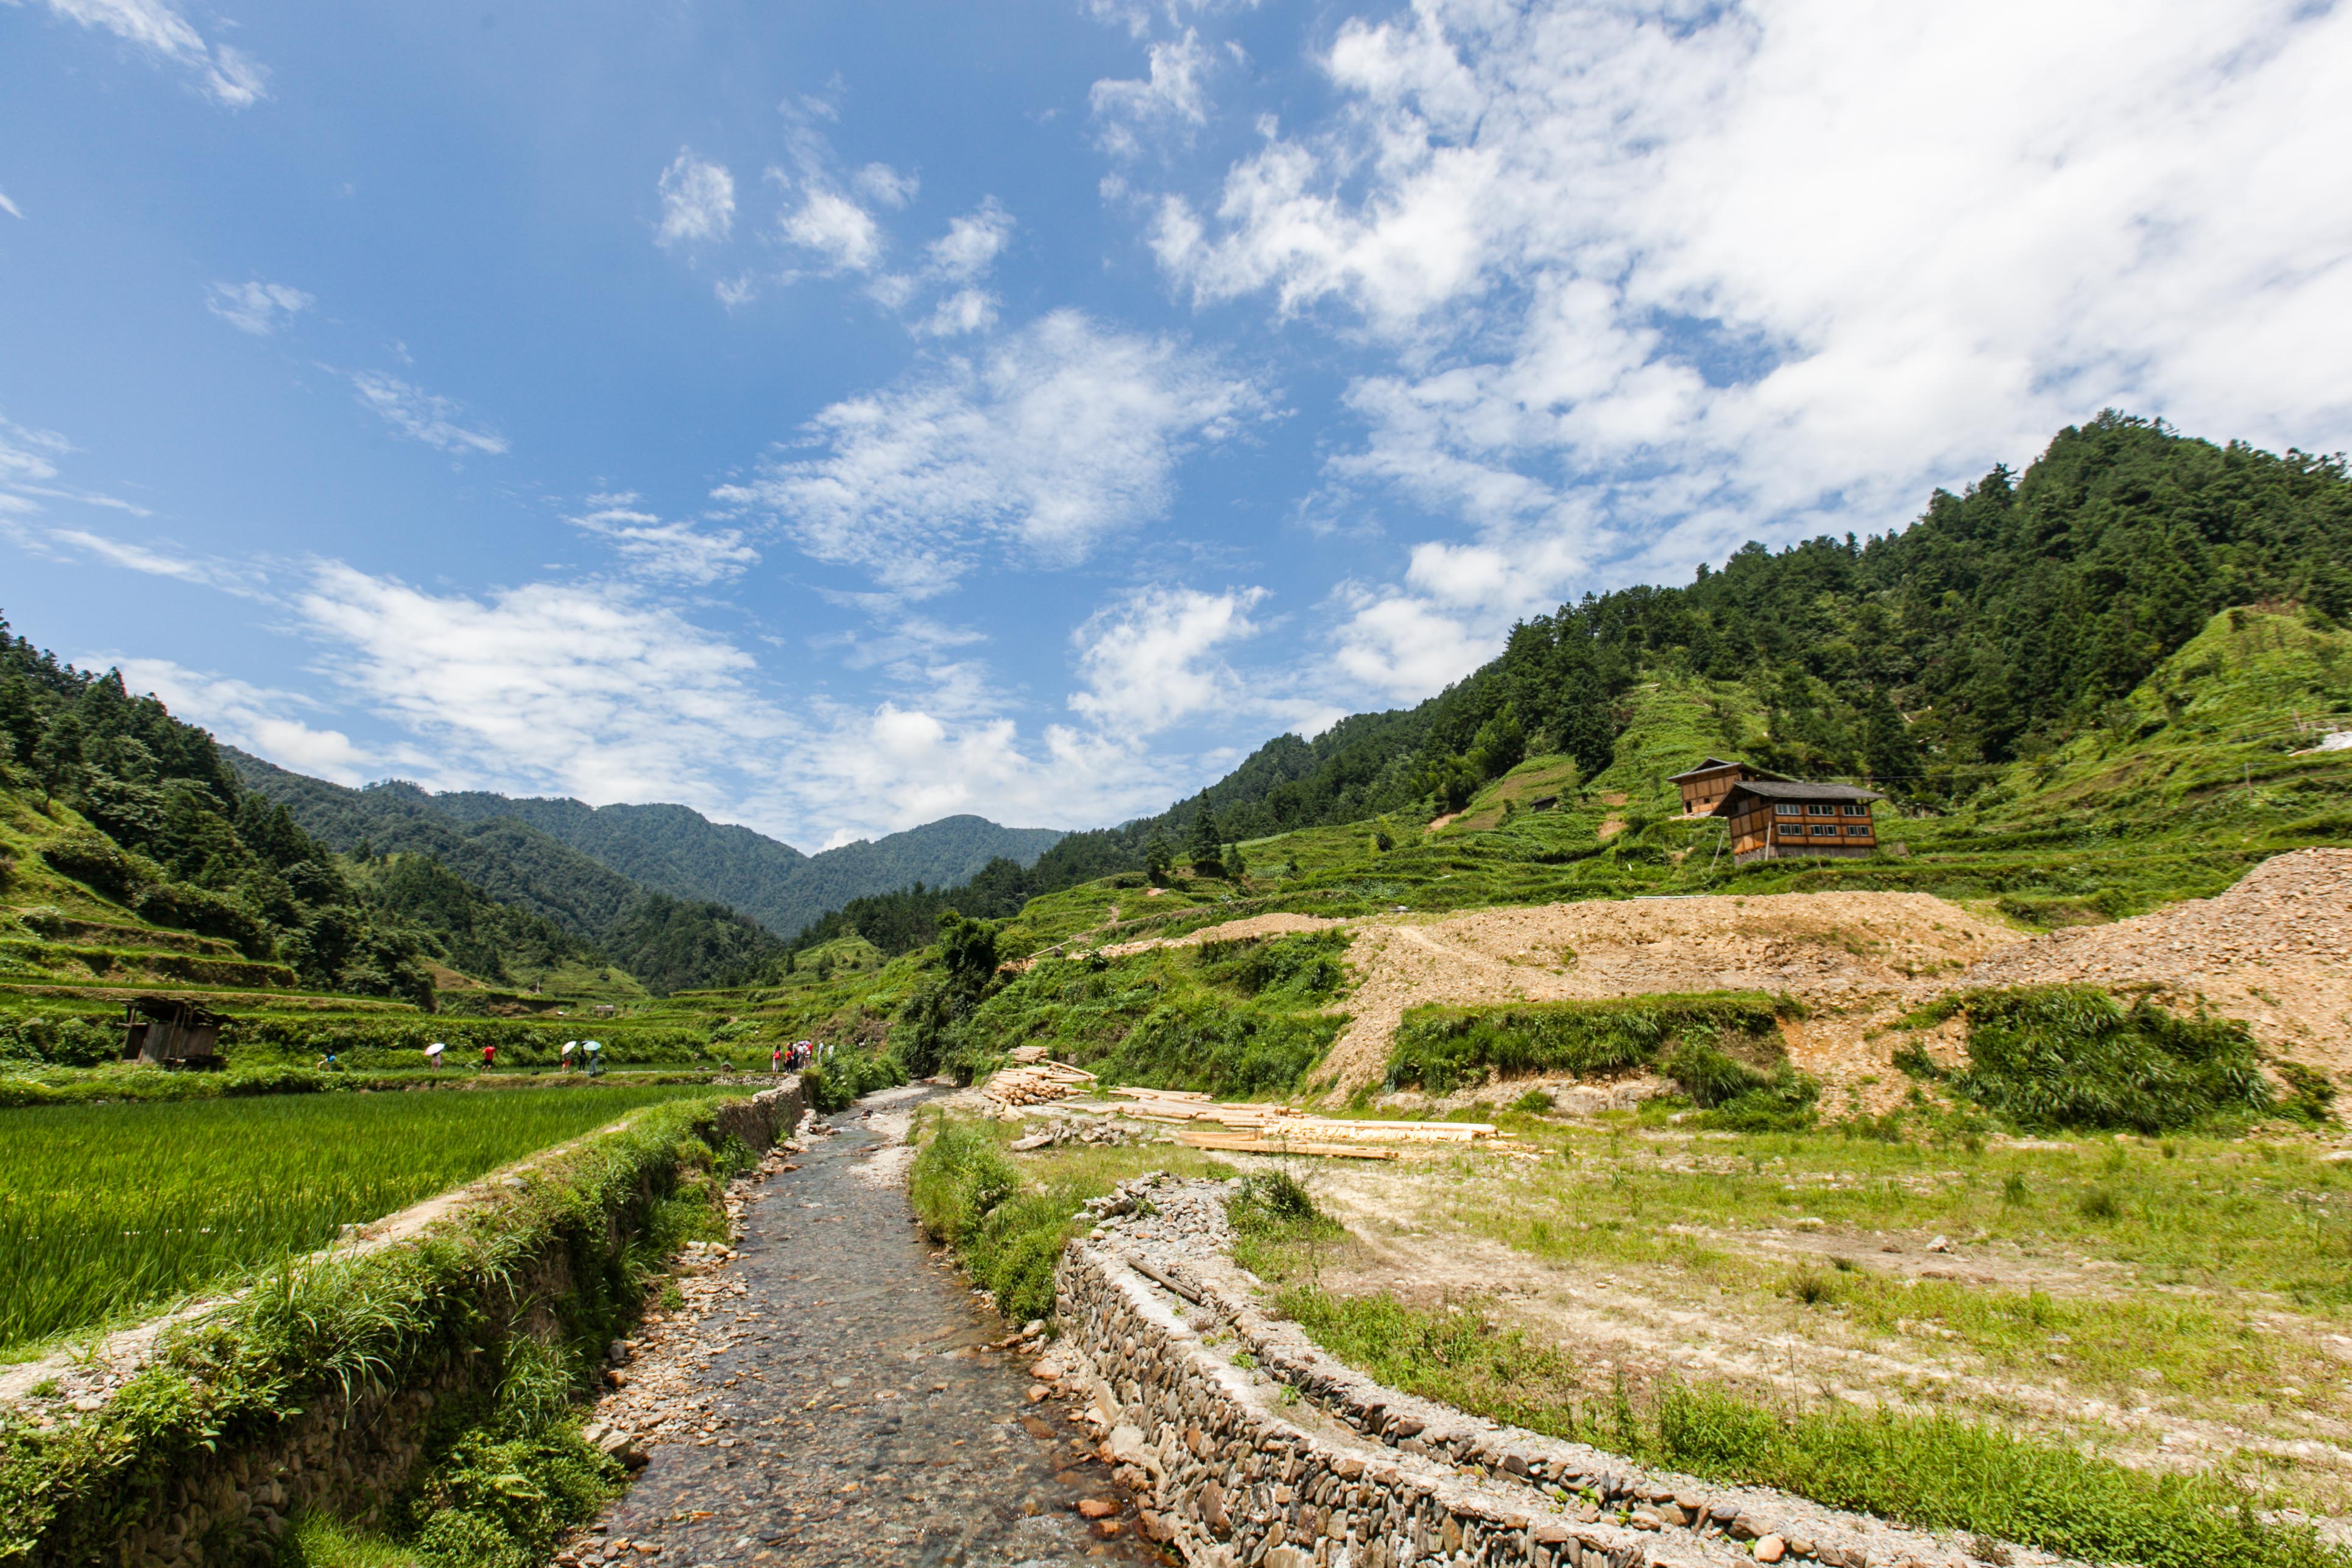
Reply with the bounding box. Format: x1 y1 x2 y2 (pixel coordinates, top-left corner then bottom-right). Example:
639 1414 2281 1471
1665 757 1787 818
1708 780 1885 864
121 997 223 1066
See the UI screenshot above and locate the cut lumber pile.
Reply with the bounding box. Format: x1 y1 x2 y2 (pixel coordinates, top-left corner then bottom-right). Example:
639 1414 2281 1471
1105 1085 1519 1154
1178 1129 1399 1160
983 1059 1099 1107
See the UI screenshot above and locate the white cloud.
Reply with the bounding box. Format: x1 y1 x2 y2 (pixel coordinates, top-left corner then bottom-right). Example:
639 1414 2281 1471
1069 584 1266 734
0 189 21 219
48 527 255 590
778 186 883 274
1137 0 2352 701
0 412 155 523
345 371 509 456
655 150 735 249
566 492 758 584
105 657 399 785
19 0 270 106
1091 29 1212 157
925 199 1012 280
715 309 1270 598
205 279 311 336
293 563 790 811
853 163 917 210
914 288 999 338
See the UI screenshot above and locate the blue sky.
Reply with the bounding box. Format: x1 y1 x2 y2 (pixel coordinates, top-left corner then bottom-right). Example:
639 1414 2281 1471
6 0 2350 849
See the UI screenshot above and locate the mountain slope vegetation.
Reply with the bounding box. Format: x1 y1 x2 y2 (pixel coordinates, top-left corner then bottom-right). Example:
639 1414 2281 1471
223 757 780 994
852 412 2352 937
241 757 1061 938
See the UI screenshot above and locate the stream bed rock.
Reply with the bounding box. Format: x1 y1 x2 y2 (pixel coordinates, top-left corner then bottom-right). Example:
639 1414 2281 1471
562 1089 1164 1568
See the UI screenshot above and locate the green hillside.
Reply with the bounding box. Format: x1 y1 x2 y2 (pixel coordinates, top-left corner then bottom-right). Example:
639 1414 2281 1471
860 412 2352 930
237 754 1063 938
224 755 782 992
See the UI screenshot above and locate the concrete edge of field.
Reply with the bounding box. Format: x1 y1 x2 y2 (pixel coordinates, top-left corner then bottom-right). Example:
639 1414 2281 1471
1051 1173 2110 1568
0 1079 807 1568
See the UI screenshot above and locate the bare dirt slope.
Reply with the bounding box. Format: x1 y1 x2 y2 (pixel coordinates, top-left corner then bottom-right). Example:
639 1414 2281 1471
1313 892 2021 1097
1960 847 2352 1070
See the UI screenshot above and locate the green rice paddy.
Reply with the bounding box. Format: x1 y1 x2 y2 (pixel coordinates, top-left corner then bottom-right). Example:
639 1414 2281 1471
0 1084 720 1357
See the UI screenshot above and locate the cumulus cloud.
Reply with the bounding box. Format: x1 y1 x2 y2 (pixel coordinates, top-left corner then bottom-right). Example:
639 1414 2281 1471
655 150 735 248
778 186 883 274
925 199 1013 281
105 657 401 784
715 309 1270 597
1069 584 1266 734
914 288 1000 338
566 492 757 584
853 163 917 209
1091 29 1212 156
205 279 311 336
1137 0 2352 701
345 371 509 456
293 563 789 811
19 0 270 105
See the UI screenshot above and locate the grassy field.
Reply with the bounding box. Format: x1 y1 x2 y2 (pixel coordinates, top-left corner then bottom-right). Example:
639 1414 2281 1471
0 1084 721 1357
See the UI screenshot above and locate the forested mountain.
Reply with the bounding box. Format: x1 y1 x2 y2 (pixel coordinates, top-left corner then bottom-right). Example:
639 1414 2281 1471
245 766 1058 940
0 624 565 1003
225 756 782 993
812 412 2352 952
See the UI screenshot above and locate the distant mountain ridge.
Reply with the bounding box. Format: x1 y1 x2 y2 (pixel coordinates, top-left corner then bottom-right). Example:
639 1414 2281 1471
225 750 1064 938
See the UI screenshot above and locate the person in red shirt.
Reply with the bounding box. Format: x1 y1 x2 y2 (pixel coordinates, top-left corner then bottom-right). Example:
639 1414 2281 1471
480 1042 496 1073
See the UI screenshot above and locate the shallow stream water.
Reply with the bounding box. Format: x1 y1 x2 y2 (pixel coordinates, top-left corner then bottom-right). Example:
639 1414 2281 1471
576 1089 1164 1568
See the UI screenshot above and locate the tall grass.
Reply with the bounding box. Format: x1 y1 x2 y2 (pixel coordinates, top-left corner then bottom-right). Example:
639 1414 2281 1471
1279 1289 2347 1568
1905 986 2273 1132
0 1085 716 1355
1385 993 1792 1095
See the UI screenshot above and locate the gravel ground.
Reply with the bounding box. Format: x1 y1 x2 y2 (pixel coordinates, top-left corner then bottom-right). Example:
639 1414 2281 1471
559 1091 1164 1568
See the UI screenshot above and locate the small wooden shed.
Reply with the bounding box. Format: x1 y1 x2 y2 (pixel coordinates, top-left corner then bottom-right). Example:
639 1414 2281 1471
1709 780 1885 864
121 997 224 1067
1665 757 1787 818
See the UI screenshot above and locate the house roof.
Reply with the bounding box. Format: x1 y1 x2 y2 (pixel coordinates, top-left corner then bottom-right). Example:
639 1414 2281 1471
1707 780 1886 816
1667 757 1792 785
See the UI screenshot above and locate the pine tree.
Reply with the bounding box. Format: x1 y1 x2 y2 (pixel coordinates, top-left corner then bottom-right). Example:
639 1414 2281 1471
1187 808 1222 874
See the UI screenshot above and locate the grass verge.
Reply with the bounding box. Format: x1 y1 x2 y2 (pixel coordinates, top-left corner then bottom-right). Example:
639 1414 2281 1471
906 1112 1232 1324
1277 1287 2343 1568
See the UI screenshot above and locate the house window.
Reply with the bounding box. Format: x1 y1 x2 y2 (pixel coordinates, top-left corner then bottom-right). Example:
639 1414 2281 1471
1845 824 1871 838
1775 803 1803 816
1810 824 1840 837
1808 804 1836 816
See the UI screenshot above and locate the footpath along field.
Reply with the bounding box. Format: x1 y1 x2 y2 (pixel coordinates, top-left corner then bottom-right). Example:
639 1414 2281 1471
0 1084 721 1357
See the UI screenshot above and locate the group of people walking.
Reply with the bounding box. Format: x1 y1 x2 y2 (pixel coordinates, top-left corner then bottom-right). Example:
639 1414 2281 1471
769 1039 826 1074
414 1039 602 1074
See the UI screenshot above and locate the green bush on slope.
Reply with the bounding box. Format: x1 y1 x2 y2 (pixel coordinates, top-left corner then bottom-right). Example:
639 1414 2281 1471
1904 986 2273 1133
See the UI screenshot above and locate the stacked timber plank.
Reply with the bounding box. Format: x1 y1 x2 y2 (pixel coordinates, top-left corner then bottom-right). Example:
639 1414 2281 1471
1105 1086 1523 1157
983 1058 1099 1108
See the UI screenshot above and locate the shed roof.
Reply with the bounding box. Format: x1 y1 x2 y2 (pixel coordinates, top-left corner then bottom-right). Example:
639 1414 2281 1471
1708 780 1885 815
1665 756 1744 782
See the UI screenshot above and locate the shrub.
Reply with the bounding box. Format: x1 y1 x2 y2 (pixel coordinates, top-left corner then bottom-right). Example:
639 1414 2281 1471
1941 987 2272 1133
802 1048 909 1113
1388 993 1793 1095
906 1117 1068 1321
38 834 158 900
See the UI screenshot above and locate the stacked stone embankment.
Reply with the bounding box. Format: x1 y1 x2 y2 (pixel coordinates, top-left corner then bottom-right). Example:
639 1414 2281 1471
1051 1175 2092 1568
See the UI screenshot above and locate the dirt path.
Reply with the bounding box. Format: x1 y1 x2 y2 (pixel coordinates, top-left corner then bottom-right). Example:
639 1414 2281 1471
1281 1153 2352 1512
564 1087 1159 1568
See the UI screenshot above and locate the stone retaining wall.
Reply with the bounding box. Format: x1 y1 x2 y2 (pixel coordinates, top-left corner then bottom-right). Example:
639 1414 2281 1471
3 1083 805 1568
1053 1175 2078 1568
